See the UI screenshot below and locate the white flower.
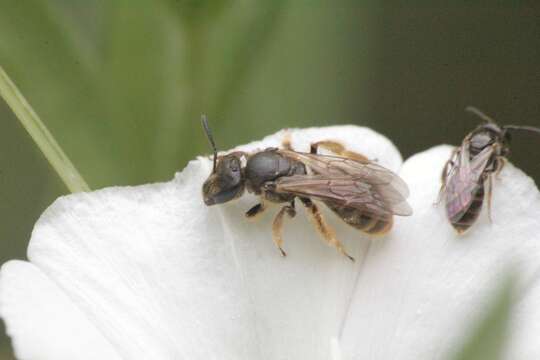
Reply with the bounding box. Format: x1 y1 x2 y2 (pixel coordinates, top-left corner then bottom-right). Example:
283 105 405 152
1 126 539 360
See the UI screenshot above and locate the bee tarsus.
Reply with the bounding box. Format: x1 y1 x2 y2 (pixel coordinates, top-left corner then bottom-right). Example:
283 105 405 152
272 200 296 257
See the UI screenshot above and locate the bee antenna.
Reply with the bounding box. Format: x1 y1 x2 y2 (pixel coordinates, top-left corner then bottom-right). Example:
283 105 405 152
504 125 540 136
465 106 496 123
201 114 218 173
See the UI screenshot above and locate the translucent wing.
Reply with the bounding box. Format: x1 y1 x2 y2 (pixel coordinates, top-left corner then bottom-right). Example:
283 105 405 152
445 143 494 221
273 151 412 219
279 150 410 196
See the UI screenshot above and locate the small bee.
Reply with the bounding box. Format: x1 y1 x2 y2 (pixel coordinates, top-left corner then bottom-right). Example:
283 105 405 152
201 116 412 260
439 106 540 234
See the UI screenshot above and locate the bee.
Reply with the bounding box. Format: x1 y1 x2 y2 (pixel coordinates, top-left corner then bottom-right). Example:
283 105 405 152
439 106 540 234
201 116 412 260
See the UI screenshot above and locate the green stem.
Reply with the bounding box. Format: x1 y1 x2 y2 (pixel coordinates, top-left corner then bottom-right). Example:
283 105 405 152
0 65 90 193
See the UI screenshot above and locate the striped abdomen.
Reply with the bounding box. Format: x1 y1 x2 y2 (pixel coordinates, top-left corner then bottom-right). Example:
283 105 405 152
326 203 393 235
448 182 485 234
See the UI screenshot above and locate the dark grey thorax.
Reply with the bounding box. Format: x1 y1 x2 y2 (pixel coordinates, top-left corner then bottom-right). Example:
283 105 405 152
245 149 306 201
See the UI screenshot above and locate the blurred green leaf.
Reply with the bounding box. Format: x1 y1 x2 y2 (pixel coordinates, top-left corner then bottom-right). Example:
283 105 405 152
100 1 172 181
162 0 233 27
451 273 515 360
0 0 296 188
0 0 191 186
0 0 117 187
209 0 289 119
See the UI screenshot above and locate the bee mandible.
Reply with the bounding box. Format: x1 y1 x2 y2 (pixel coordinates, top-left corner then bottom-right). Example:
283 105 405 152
439 106 540 233
201 116 412 260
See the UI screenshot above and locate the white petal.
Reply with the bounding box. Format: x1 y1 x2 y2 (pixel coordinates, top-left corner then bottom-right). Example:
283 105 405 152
340 145 540 359
1 126 403 360
216 126 403 359
27 162 258 359
0 261 121 360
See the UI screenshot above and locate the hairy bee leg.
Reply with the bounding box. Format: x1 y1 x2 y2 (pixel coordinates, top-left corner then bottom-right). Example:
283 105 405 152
299 197 355 262
310 141 370 163
272 201 296 257
246 200 266 219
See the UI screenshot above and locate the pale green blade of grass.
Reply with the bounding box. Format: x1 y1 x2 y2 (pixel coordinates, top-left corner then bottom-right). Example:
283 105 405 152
0 65 90 193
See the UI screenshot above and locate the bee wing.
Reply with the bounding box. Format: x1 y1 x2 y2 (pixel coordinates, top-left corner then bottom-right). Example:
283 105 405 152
273 175 412 220
279 150 410 197
445 144 494 221
273 151 412 219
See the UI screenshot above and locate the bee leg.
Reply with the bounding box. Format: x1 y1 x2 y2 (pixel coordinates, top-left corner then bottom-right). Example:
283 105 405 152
299 197 355 262
435 186 445 205
436 159 453 205
272 200 296 257
246 199 266 219
281 132 294 150
487 174 494 223
485 155 505 222
310 141 370 163
494 156 506 179
436 148 459 205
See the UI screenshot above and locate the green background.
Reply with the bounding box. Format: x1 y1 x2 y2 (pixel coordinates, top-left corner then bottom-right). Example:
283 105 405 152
1 1 539 358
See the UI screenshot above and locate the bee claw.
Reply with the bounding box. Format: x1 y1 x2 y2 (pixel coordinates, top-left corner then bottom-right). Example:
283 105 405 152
279 248 287 257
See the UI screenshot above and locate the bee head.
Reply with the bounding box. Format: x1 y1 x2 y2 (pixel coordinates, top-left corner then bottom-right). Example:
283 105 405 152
466 106 540 154
201 116 245 206
466 106 505 149
202 154 245 205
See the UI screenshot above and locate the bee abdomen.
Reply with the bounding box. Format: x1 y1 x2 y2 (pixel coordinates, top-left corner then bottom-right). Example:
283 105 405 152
451 185 485 233
327 204 393 235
